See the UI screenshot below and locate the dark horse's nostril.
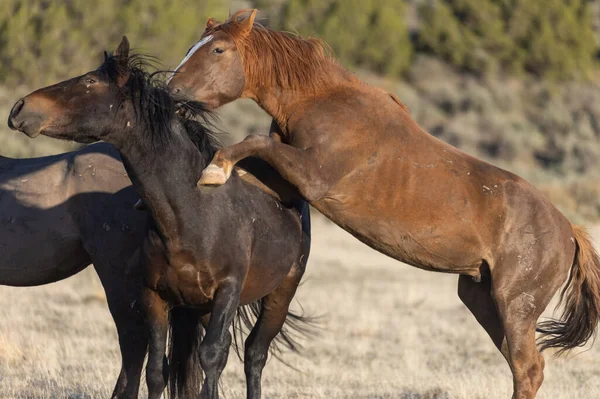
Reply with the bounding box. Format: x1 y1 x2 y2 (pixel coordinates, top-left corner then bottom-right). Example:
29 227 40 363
7 99 25 129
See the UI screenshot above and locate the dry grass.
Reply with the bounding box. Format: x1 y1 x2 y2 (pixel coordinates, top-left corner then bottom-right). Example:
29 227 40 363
0 217 599 398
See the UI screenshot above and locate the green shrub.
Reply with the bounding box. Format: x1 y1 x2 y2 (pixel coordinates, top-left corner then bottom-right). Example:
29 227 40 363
418 0 598 79
256 0 413 77
0 0 229 87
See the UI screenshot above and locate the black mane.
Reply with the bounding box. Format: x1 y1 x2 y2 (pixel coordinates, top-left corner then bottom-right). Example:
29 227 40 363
98 52 222 156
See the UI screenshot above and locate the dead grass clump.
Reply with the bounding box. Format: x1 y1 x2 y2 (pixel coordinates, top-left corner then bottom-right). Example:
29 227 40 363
0 335 23 366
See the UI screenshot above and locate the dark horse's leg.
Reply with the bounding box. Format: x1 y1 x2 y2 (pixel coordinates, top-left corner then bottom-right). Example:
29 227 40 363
245 261 306 399
91 254 148 399
200 281 241 399
199 135 329 202
143 289 170 399
107 290 148 399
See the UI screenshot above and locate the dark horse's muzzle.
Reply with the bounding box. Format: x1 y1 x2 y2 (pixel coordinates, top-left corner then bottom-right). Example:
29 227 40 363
7 99 24 130
7 97 43 137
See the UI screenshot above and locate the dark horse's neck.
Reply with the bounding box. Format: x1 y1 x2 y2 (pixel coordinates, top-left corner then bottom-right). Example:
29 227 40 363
113 118 214 240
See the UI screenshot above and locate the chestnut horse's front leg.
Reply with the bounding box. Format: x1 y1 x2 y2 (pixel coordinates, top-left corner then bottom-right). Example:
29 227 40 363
199 135 329 202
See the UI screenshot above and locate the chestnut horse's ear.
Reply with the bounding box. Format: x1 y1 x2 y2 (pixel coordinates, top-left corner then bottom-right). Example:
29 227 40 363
206 17 217 30
114 36 130 86
239 9 257 35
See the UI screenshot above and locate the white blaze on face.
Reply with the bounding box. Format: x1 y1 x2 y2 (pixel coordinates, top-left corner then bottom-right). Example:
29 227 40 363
167 35 214 83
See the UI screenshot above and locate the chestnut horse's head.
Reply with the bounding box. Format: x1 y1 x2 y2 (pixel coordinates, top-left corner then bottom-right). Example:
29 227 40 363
167 10 255 109
8 37 133 143
168 9 331 109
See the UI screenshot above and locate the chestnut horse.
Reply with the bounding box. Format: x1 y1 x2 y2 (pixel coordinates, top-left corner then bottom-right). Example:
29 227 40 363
167 9 600 399
9 37 312 399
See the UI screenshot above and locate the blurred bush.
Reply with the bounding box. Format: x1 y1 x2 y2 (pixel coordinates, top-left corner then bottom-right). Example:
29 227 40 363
418 0 598 79
0 0 599 220
257 0 599 81
1 0 598 85
0 0 230 87
255 0 413 76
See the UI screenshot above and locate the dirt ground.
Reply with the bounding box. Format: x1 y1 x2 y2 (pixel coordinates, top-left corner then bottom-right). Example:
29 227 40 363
0 215 598 399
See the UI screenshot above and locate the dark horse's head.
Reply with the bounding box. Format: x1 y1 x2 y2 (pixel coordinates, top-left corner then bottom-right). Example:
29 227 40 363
8 36 215 151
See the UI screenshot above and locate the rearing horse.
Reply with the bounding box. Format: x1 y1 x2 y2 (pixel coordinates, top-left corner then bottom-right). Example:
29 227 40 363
167 9 600 399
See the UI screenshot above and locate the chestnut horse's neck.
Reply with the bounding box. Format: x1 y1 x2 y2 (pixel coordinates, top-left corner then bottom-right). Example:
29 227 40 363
114 119 211 239
235 27 358 132
248 63 355 133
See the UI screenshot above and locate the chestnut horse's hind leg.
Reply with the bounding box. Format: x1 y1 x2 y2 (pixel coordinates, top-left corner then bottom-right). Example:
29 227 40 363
460 263 556 399
484 253 563 399
245 262 306 399
494 292 546 399
199 135 329 202
200 282 241 399
143 289 170 399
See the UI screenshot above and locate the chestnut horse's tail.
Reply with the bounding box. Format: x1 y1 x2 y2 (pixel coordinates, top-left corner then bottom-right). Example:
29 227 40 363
537 225 600 355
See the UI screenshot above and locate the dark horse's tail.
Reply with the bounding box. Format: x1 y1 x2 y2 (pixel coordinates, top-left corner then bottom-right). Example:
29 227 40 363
168 202 313 398
167 308 204 399
537 225 600 354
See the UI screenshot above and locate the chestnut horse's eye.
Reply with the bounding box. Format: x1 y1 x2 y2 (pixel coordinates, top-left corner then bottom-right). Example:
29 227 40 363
213 48 225 54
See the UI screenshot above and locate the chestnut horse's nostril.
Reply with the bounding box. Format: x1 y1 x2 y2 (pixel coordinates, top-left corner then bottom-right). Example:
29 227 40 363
8 98 25 129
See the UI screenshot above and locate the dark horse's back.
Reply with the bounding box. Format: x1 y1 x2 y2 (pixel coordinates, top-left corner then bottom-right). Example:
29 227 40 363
0 143 145 286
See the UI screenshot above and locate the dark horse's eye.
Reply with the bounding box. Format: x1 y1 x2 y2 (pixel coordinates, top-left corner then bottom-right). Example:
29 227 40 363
213 47 225 54
85 77 96 84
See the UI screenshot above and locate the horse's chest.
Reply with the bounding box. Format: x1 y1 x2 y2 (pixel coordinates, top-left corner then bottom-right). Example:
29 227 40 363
152 257 218 307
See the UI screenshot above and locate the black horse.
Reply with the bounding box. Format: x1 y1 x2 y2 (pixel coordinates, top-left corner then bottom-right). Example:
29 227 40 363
0 143 149 398
9 37 312 399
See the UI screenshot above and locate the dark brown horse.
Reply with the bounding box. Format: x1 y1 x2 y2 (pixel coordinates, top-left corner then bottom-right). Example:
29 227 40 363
167 10 600 399
0 143 149 398
9 37 312 399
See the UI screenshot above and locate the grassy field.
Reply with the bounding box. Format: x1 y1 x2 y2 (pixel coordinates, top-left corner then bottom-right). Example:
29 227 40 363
0 216 598 399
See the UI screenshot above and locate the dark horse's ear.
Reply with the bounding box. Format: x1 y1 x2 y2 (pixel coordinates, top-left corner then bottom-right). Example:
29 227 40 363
114 36 130 87
206 17 218 30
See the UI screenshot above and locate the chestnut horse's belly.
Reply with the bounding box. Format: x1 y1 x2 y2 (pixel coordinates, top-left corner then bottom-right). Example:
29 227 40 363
320 204 485 275
313 164 497 276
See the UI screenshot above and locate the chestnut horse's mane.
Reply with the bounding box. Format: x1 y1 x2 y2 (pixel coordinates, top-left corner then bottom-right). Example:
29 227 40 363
207 10 344 92
208 10 409 113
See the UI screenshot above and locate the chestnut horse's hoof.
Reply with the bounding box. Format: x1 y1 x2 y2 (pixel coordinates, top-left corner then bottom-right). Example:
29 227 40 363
198 164 228 186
